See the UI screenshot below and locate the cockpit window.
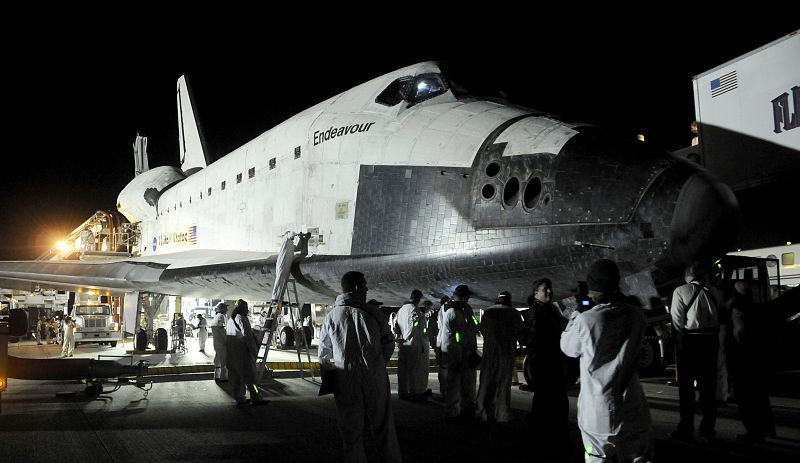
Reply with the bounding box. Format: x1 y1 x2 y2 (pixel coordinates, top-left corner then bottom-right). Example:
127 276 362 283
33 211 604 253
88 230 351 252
375 73 448 107
376 76 413 106
408 73 447 104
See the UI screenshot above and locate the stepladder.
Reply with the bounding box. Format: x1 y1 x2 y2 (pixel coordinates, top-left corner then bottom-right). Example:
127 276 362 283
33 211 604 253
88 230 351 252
255 278 317 382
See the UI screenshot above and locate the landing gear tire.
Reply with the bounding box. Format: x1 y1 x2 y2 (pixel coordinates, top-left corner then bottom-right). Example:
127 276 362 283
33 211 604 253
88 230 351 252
110 341 117 347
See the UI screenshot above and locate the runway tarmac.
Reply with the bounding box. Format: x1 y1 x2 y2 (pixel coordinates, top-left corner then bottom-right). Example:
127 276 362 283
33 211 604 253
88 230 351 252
2 336 799 462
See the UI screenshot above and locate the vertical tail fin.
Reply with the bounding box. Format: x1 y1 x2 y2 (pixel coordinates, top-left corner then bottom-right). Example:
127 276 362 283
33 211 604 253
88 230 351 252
176 75 209 174
132 133 149 177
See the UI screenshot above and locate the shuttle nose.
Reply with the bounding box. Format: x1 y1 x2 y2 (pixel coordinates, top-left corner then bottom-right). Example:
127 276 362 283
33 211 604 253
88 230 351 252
669 171 740 265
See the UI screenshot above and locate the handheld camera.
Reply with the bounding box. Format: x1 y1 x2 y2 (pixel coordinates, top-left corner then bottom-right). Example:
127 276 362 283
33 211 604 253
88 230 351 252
576 281 594 312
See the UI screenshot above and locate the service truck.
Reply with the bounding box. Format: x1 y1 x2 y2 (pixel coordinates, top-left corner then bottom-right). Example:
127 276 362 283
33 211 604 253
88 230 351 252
687 30 799 191
72 303 122 347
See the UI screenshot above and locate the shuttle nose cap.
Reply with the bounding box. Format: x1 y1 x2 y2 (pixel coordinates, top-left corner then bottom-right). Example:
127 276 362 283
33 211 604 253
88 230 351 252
670 171 740 265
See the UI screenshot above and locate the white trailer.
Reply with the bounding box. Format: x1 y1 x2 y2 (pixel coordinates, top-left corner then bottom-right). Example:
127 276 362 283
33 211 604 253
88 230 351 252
728 243 800 289
690 30 799 191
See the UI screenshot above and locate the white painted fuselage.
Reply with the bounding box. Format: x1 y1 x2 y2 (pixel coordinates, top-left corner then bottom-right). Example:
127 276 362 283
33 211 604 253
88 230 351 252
127 62 571 259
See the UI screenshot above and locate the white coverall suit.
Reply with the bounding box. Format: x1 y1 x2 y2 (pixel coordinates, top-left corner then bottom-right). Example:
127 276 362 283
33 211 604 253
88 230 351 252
438 301 479 418
560 301 654 463
318 293 401 463
62 320 75 357
395 302 429 398
212 312 228 380
475 303 522 422
197 317 208 352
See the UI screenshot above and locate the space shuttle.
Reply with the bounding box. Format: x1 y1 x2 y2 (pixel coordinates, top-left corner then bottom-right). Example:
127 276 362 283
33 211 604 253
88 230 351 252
0 61 739 306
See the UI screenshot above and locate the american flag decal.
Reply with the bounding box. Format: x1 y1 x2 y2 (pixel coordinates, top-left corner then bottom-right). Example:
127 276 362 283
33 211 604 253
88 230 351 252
189 226 197 245
710 70 737 98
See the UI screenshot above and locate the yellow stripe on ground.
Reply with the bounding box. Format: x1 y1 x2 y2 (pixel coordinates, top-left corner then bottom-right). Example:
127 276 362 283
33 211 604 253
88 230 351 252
142 356 529 376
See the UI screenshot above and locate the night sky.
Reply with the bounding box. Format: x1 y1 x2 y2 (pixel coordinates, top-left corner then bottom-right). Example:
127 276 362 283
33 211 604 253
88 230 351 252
2 15 796 260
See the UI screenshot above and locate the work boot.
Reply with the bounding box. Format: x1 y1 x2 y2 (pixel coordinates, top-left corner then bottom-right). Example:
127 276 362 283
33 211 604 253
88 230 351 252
697 431 716 444
736 433 765 443
667 430 694 442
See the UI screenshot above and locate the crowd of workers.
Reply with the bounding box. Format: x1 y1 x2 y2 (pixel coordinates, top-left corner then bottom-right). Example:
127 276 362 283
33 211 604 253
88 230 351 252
308 258 776 463
34 254 771 461
308 260 653 462
35 316 62 345
33 315 76 358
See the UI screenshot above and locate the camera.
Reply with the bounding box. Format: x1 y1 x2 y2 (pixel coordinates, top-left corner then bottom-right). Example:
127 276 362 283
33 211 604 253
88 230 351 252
575 281 595 312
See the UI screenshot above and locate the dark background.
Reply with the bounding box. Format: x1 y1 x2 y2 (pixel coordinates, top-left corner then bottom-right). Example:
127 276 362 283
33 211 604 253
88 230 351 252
2 14 796 259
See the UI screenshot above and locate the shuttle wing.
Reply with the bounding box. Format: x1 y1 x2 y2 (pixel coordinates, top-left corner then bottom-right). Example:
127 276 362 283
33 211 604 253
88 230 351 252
0 250 279 299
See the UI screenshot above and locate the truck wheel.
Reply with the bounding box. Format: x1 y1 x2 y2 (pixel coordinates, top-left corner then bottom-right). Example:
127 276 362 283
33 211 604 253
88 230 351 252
110 341 117 347
522 353 535 388
639 338 663 376
279 328 295 348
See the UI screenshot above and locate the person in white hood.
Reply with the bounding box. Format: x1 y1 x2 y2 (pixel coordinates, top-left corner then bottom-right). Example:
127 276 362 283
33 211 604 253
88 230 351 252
475 291 522 423
395 289 429 400
318 271 401 463
212 302 229 381
438 284 480 420
560 259 654 463
226 299 266 407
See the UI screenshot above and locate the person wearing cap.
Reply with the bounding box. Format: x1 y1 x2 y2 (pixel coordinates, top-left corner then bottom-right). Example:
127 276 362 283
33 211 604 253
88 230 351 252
526 277 571 460
438 284 480 420
212 302 229 381
395 289 429 400
668 262 719 444
560 259 654 463
318 271 401 463
475 290 522 423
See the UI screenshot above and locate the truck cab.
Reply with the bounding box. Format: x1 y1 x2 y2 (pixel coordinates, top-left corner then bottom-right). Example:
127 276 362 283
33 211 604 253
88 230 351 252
254 302 313 349
72 303 122 347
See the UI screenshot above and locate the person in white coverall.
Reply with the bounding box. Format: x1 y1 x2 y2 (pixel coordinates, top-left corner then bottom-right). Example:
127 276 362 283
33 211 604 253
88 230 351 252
226 299 266 407
475 291 522 423
438 284 480 420
435 296 449 400
212 302 229 381
61 316 76 357
196 314 208 352
318 271 401 463
560 259 654 463
395 289 429 400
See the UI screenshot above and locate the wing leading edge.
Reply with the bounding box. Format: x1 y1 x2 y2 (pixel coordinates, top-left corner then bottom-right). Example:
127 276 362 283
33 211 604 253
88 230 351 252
0 250 277 298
